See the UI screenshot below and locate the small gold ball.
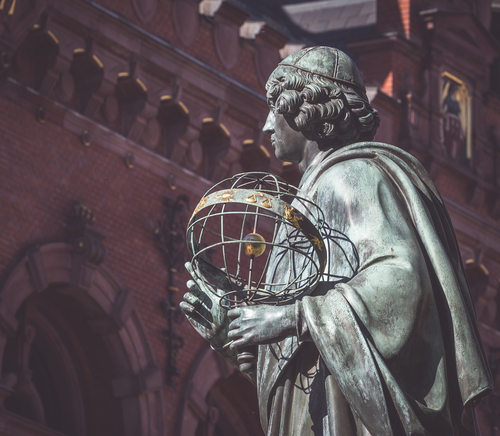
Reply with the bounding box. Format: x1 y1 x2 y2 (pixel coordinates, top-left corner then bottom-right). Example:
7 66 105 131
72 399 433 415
242 232 266 257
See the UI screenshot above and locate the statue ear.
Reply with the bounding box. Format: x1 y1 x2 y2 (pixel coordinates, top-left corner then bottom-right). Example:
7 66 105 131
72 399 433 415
313 121 335 139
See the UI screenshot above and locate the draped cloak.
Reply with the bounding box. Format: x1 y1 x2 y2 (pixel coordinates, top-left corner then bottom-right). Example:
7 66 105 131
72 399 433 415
255 143 492 436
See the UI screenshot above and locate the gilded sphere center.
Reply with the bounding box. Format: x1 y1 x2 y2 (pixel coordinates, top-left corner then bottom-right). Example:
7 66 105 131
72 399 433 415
242 232 266 257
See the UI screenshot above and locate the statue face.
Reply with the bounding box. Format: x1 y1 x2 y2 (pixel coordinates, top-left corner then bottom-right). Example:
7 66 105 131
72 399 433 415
262 110 308 163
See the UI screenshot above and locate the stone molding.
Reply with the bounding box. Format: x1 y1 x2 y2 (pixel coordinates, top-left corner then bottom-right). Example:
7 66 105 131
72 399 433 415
0 0 272 191
132 0 158 23
172 0 202 47
176 346 234 436
211 2 248 70
0 242 165 436
253 24 288 88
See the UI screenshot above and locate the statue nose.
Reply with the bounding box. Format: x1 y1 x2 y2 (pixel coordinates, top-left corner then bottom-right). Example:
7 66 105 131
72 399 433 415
262 112 275 136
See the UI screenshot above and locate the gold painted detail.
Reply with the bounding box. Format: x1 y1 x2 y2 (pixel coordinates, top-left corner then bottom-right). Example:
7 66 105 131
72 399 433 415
310 235 324 251
245 192 272 208
215 189 238 203
283 205 303 229
8 0 16 15
192 196 209 217
242 233 267 257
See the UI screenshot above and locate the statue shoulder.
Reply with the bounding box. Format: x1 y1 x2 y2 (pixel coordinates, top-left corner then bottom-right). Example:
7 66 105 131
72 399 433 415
315 157 386 196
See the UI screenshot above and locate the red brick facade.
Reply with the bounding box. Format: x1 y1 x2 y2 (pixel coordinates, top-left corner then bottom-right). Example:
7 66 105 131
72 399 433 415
0 0 499 435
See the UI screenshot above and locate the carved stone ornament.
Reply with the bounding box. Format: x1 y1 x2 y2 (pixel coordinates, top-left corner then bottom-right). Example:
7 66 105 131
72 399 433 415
172 0 200 47
255 41 281 87
131 0 157 23
144 118 161 149
253 25 287 88
55 71 75 102
214 20 240 70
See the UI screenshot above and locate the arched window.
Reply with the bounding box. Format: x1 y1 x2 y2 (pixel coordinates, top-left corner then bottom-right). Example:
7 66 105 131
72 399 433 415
178 347 263 436
0 238 165 436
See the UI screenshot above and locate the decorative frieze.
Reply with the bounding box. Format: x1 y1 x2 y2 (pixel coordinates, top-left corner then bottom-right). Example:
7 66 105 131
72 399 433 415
0 0 274 197
132 0 157 23
172 0 201 47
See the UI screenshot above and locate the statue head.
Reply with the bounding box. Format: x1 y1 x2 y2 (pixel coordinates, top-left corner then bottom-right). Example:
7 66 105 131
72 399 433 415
264 46 380 152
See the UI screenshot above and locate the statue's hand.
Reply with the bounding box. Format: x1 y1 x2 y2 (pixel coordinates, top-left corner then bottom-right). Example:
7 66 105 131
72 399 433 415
180 262 230 350
227 304 296 350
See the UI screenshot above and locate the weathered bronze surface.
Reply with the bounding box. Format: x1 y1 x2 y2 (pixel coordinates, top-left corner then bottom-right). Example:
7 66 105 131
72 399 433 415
181 46 493 435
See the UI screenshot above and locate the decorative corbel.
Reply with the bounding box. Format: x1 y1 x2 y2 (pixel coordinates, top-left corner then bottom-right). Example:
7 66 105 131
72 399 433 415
158 79 193 158
115 59 156 140
252 23 288 87
13 13 60 91
0 0 46 53
199 103 231 180
37 18 82 99
211 143 239 181
201 0 248 70
74 36 123 119
171 0 202 47
70 36 111 118
240 139 270 173
128 75 166 147
132 0 157 24
174 125 200 166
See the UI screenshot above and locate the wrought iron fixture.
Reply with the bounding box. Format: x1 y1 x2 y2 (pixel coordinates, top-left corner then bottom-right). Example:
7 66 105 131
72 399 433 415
153 194 189 387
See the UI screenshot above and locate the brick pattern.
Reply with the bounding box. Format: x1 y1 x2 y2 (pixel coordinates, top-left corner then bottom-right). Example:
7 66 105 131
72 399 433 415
94 0 264 95
1 0 500 434
0 94 268 431
0 98 200 429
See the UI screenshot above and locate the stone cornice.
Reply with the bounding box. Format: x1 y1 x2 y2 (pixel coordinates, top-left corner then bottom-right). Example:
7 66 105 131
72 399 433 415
1 77 213 197
349 33 427 64
57 0 267 105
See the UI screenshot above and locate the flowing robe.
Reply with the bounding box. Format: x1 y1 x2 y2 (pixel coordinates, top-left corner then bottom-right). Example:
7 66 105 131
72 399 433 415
255 143 492 436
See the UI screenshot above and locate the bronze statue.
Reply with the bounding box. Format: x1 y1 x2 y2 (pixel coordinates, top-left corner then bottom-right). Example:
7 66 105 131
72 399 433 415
181 46 492 435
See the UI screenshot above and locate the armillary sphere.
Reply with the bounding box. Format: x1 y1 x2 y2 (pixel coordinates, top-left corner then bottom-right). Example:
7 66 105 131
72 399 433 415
186 172 327 309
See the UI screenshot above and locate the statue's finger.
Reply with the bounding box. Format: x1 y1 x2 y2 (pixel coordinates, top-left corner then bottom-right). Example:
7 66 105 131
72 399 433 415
186 264 215 297
227 308 242 320
228 318 241 331
180 301 213 330
179 301 195 314
229 337 248 350
184 293 202 309
227 327 242 340
185 262 201 281
186 280 202 296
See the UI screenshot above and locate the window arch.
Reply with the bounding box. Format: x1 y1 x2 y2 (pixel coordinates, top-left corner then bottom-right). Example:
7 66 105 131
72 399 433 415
177 346 263 436
0 241 165 436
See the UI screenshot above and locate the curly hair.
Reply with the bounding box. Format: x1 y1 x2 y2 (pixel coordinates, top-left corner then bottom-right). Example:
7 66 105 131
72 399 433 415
265 67 380 149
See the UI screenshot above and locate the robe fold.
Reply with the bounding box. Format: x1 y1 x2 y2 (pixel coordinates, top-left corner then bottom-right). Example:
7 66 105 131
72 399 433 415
256 143 492 436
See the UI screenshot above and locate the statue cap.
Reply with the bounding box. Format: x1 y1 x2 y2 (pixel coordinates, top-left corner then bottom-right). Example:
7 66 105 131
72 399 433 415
279 46 366 92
